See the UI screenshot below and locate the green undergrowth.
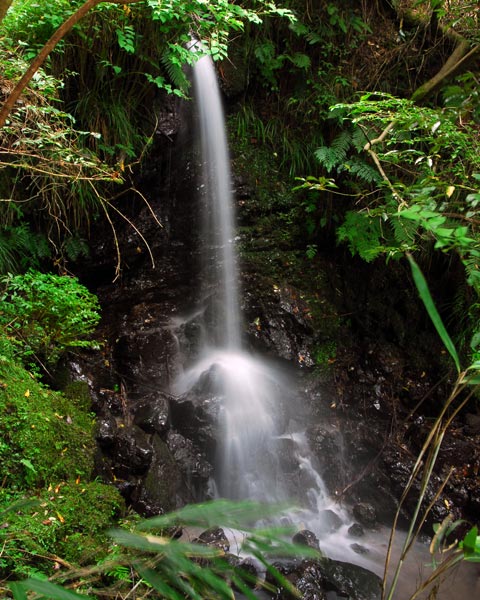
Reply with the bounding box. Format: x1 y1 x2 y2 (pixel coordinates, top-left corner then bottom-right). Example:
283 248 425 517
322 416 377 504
0 339 128 580
0 482 126 579
0 358 95 488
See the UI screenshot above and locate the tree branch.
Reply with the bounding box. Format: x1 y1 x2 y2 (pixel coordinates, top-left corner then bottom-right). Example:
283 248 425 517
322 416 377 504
0 0 145 129
0 0 13 24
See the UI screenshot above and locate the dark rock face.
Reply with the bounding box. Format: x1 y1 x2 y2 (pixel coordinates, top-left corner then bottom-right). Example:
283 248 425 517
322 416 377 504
265 558 381 600
243 277 316 367
352 503 377 528
134 393 170 435
321 559 382 600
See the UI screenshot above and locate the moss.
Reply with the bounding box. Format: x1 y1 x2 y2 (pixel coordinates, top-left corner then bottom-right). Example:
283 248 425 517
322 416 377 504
62 380 93 412
0 359 95 490
0 481 125 578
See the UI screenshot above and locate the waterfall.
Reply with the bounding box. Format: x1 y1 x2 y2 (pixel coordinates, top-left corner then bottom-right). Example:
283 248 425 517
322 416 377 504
192 54 240 350
176 50 330 512
172 52 287 501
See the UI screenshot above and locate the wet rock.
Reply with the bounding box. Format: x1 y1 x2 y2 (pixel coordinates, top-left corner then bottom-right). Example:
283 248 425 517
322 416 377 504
297 561 328 600
293 530 321 551
316 510 343 536
114 327 180 394
350 543 369 555
166 430 212 486
321 559 382 600
197 527 230 553
242 276 316 367
95 416 117 448
306 424 345 494
348 523 364 538
170 390 221 458
113 425 153 476
133 434 185 516
134 393 170 434
352 503 377 528
266 559 326 600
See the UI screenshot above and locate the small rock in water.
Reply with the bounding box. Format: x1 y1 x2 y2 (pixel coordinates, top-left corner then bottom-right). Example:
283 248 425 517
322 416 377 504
197 527 230 553
317 510 343 535
352 502 377 527
348 523 364 538
293 529 321 551
350 543 369 555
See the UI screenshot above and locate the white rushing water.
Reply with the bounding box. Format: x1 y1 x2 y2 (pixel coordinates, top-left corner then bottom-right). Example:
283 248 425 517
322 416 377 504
192 53 240 350
183 51 292 501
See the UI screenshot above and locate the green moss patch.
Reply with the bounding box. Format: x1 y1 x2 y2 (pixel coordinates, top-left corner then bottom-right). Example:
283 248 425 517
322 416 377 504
0 481 125 578
0 359 95 490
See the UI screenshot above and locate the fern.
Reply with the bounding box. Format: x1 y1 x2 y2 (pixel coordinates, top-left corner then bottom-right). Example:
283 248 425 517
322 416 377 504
346 157 382 184
0 225 50 274
161 46 190 92
351 125 369 152
315 130 352 172
392 215 418 247
63 235 89 262
337 210 384 262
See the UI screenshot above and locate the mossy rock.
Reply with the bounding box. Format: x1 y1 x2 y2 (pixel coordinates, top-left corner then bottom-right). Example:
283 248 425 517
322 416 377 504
0 481 126 578
0 361 95 488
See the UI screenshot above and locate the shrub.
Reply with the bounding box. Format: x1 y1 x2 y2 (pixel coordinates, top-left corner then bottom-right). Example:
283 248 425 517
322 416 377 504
0 270 101 371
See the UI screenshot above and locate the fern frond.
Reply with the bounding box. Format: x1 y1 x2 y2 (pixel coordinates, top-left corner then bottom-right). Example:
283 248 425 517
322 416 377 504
331 130 352 155
392 215 418 246
161 48 189 92
337 210 384 262
352 126 369 152
347 157 382 184
315 131 352 173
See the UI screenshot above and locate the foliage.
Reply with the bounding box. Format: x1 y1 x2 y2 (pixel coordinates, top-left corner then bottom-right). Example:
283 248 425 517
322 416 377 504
383 255 480 600
8 499 318 599
0 352 95 489
0 225 50 275
0 270 100 370
0 36 125 269
0 482 125 579
300 87 480 359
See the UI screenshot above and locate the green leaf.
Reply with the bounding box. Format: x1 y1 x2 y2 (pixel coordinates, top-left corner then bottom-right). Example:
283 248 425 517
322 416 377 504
407 254 460 373
461 526 479 554
12 579 93 599
136 565 185 600
9 582 28 600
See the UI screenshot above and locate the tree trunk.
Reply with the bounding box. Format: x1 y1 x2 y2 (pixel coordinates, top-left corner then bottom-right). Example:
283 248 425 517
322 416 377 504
0 0 13 24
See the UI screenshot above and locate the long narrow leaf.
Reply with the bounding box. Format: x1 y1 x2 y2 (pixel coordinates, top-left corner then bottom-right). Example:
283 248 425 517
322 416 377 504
407 254 460 372
9 582 28 600
13 579 93 600
135 564 184 600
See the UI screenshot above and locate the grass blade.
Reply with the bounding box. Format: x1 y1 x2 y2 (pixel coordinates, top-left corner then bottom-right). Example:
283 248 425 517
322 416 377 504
407 253 460 373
